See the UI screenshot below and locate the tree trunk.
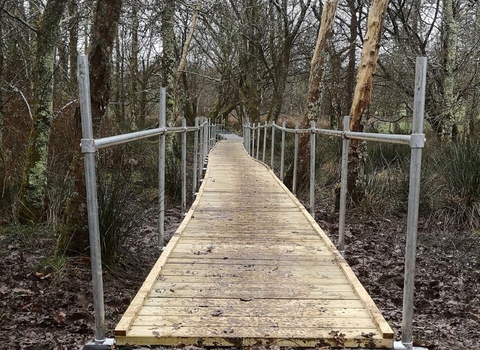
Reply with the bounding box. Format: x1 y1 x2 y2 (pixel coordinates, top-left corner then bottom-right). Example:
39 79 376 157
161 0 176 125
0 12 4 182
114 28 123 123
286 0 339 193
267 45 292 122
470 1 480 138
89 0 123 123
441 0 458 142
347 0 390 202
345 0 357 113
130 0 139 127
239 0 261 123
174 6 199 122
68 0 78 81
56 0 122 256
16 0 67 222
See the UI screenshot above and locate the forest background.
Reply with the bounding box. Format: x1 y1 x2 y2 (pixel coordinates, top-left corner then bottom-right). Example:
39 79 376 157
0 0 479 349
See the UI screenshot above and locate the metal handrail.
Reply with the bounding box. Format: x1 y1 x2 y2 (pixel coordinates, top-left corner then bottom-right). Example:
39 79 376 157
77 55 224 344
242 57 428 350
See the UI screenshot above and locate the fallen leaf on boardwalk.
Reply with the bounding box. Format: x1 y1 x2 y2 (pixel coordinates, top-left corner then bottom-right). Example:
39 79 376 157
211 309 222 317
223 327 234 334
328 330 346 347
152 330 161 338
361 332 376 338
173 322 183 330
240 297 253 302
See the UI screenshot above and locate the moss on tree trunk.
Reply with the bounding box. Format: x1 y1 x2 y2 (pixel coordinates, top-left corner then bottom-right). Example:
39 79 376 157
16 0 67 222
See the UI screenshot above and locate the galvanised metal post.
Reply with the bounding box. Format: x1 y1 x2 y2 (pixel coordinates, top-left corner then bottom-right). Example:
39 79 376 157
256 122 260 159
199 117 204 178
251 123 255 156
203 118 208 165
245 123 247 150
208 119 211 151
78 55 106 343
293 123 299 195
245 121 249 153
310 121 316 217
271 121 275 170
193 117 198 192
401 57 427 350
280 121 286 181
158 87 166 248
210 118 213 149
243 120 247 150
181 118 187 216
262 121 267 162
338 116 351 257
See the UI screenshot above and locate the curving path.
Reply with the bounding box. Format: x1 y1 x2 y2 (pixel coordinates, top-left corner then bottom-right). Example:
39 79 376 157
115 137 394 348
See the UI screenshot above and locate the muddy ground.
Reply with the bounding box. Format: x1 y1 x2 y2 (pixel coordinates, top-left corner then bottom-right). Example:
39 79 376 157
0 203 479 350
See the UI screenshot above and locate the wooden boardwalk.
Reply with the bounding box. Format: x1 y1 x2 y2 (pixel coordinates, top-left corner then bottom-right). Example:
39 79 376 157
115 137 394 348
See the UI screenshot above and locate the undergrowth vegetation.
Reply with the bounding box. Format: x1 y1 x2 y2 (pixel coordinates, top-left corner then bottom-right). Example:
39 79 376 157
271 130 480 229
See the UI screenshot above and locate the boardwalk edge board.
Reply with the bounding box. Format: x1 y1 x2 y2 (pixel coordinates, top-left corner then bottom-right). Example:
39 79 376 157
115 144 219 337
248 147 394 340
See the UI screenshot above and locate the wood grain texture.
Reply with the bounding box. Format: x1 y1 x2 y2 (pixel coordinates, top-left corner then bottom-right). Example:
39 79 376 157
115 138 394 347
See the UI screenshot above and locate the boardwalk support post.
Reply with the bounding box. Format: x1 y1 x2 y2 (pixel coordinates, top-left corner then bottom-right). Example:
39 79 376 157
401 57 427 350
199 118 204 179
77 55 106 343
310 121 316 217
203 118 208 167
338 116 350 257
158 87 166 249
251 122 256 157
181 118 187 216
293 123 299 195
263 121 267 163
280 121 286 181
193 117 198 193
256 122 261 159
271 121 275 170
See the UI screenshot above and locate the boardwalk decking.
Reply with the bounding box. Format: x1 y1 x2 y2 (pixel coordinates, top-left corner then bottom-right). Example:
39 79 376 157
115 137 394 348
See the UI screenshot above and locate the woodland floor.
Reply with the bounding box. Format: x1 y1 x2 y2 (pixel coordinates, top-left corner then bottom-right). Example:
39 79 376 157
0 201 479 350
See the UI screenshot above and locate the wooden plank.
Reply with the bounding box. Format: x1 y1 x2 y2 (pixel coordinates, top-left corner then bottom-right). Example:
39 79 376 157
155 274 349 285
142 297 364 309
130 315 377 329
153 281 354 293
137 306 371 318
117 326 390 347
149 289 358 300
166 257 335 265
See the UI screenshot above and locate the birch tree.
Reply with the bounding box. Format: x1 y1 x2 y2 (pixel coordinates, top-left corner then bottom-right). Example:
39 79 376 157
288 0 340 193
348 0 390 200
161 0 176 125
440 0 458 141
174 5 200 122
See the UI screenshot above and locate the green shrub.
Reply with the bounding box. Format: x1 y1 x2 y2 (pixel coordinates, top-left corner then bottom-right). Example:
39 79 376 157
97 166 153 264
430 141 480 227
366 142 410 172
